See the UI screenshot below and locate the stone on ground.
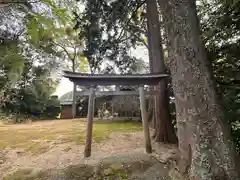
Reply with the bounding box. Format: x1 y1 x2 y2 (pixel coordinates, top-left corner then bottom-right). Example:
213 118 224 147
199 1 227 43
4 152 174 180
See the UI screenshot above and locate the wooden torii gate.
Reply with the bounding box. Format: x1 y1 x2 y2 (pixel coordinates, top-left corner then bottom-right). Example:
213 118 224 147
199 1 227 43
63 71 168 157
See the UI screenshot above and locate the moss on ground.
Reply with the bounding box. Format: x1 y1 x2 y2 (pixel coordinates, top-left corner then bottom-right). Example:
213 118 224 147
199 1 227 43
62 164 96 180
3 169 49 180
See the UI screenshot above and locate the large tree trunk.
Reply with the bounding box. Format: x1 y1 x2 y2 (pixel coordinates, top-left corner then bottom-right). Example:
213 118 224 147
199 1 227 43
147 25 156 128
158 0 239 179
146 12 156 129
146 0 177 143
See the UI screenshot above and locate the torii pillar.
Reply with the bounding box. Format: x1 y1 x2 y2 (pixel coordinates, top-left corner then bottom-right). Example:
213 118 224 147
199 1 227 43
139 86 152 153
84 86 95 157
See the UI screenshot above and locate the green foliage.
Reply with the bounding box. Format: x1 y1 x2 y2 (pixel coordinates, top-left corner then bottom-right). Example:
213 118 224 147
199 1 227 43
73 0 147 73
0 39 25 87
1 78 61 121
26 3 87 72
198 0 240 153
0 38 25 110
0 37 60 121
1 0 88 122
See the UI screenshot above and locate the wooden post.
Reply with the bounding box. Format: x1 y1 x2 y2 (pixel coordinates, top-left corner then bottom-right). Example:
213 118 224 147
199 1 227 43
72 83 77 118
139 86 152 153
84 86 95 157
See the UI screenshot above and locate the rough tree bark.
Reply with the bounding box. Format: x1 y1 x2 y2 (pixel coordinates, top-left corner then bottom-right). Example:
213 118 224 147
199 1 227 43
158 0 239 179
146 0 177 143
146 8 156 129
147 28 155 129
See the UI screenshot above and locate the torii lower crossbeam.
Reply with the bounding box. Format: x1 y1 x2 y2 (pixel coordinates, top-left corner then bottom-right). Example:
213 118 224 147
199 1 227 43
63 71 168 157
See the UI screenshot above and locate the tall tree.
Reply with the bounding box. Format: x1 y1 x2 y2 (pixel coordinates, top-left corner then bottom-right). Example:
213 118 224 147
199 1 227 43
0 34 61 120
0 0 63 120
73 0 147 74
25 0 87 118
50 27 84 118
158 0 239 179
73 0 177 143
146 0 177 143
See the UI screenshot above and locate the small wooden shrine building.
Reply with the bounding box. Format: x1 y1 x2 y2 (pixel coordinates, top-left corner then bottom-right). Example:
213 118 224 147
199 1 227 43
63 71 168 157
59 86 143 119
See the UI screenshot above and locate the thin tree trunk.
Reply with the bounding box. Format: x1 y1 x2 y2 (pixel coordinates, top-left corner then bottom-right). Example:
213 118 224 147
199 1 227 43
72 83 77 118
158 0 239 179
72 60 77 118
146 0 177 143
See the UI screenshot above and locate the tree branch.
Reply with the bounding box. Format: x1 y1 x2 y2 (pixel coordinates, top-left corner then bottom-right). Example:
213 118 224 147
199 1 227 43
52 41 73 61
72 46 77 72
116 0 146 41
135 35 148 48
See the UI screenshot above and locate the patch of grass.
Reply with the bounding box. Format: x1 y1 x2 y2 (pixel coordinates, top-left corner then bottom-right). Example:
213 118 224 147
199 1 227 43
0 119 142 153
92 120 142 143
23 143 50 154
72 130 86 144
0 129 57 154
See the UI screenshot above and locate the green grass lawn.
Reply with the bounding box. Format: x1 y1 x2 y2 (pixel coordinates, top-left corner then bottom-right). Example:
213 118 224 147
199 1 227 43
0 119 142 154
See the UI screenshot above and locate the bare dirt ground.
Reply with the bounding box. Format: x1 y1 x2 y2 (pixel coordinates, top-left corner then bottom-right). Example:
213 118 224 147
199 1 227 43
0 120 179 180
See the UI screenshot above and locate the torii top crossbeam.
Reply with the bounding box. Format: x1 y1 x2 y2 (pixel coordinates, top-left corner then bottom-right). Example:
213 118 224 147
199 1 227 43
63 71 168 86
63 71 168 157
